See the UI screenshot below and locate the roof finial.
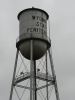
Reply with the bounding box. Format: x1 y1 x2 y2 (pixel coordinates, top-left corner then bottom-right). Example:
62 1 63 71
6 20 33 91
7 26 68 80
32 6 34 8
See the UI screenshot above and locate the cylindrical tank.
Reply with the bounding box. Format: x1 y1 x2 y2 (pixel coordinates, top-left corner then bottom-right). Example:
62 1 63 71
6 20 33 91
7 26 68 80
16 7 51 60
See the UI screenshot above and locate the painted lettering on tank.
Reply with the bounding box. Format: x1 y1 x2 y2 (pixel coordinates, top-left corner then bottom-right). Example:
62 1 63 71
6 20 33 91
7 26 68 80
32 16 46 23
26 14 47 34
27 28 47 34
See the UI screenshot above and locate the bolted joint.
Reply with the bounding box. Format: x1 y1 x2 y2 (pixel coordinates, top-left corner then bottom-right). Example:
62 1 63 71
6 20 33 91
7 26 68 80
52 76 56 84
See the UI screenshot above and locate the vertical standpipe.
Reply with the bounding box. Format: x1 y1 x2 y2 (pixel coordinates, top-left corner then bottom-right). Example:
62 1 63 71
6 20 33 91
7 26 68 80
30 40 37 100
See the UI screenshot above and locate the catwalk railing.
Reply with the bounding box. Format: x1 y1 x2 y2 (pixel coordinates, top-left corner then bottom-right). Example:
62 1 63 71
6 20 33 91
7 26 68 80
16 33 51 43
14 72 53 84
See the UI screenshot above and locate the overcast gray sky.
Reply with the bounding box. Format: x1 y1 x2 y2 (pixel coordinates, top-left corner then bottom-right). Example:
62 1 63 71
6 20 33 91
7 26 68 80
0 0 75 100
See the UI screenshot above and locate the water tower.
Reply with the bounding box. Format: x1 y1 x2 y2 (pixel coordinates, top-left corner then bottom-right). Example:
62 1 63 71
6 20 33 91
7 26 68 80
9 7 60 100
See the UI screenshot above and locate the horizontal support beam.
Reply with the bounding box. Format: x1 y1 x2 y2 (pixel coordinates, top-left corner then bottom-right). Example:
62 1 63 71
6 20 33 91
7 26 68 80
15 82 53 91
15 84 30 90
37 82 53 90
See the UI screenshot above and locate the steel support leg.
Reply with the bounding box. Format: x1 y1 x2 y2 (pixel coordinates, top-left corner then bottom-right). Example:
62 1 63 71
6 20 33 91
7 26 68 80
9 49 19 100
46 51 48 100
48 48 60 100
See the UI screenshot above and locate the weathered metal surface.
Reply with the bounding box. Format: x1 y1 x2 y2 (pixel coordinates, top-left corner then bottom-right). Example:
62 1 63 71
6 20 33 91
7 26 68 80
18 8 48 36
17 8 50 60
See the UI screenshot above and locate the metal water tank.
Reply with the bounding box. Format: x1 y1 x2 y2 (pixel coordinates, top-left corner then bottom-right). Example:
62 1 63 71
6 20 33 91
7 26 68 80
16 8 51 60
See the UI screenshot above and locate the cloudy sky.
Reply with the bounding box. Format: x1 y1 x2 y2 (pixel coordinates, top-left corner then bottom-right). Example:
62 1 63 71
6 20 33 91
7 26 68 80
0 0 75 100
